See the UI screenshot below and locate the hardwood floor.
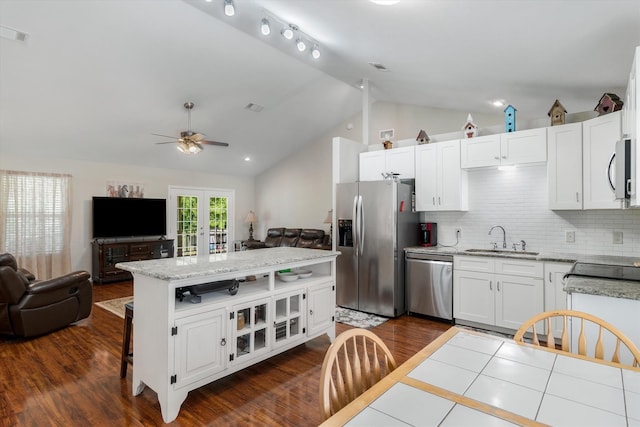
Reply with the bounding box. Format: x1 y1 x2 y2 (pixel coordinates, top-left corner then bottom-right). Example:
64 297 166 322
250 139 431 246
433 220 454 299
0 281 451 426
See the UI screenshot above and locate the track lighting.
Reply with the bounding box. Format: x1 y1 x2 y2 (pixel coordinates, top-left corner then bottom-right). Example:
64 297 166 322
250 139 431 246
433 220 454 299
296 38 306 52
224 0 235 17
260 18 271 36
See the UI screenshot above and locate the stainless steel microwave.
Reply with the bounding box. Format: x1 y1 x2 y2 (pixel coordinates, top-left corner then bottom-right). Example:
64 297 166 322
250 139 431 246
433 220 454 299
609 138 632 200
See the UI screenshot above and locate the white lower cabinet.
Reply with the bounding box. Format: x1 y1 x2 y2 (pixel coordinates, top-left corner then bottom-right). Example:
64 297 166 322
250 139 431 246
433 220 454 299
453 256 544 330
174 308 227 389
230 298 270 365
273 289 306 350
543 262 572 337
307 281 335 336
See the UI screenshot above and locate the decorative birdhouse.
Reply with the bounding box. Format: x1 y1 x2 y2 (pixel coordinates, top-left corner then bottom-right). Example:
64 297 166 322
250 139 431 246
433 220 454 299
547 99 567 126
416 129 430 145
462 114 478 138
594 93 624 116
504 105 517 132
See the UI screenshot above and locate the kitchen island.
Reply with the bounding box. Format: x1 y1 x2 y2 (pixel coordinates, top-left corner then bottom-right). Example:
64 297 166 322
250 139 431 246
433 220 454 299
116 247 339 423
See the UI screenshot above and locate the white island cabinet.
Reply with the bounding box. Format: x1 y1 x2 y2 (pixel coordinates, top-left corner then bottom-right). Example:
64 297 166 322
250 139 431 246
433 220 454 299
117 247 339 423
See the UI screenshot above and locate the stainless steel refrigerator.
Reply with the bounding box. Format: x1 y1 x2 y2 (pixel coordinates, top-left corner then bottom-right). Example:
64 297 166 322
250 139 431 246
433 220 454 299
336 180 418 317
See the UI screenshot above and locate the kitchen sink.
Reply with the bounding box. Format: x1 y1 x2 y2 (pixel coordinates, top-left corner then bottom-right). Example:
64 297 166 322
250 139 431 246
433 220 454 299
464 248 539 256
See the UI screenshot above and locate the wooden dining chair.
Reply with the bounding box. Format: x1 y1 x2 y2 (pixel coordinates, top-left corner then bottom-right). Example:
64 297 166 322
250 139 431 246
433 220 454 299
514 309 640 367
319 328 397 420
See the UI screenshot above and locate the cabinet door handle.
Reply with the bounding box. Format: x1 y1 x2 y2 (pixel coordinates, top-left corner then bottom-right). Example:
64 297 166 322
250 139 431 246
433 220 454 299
310 309 313 315
494 156 500 160
221 338 226 346
438 197 441 205
576 192 580 202
549 272 552 282
489 280 492 291
502 155 507 159
432 197 435 205
497 281 500 291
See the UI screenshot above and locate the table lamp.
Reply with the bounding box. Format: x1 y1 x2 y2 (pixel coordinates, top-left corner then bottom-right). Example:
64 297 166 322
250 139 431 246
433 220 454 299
245 210 257 241
323 209 333 245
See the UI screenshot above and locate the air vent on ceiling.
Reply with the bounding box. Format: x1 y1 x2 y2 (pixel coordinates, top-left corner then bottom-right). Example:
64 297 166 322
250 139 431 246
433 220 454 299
368 62 389 71
245 103 264 112
0 25 28 43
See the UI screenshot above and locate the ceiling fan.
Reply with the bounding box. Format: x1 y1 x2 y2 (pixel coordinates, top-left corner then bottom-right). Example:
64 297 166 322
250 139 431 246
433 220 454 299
153 102 229 154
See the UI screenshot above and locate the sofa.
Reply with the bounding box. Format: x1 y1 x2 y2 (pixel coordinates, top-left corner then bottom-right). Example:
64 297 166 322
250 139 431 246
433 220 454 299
0 253 93 337
244 228 331 250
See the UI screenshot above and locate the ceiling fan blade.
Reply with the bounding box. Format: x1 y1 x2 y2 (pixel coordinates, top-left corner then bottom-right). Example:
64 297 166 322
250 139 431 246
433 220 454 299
155 141 177 145
151 133 177 139
191 133 205 142
200 140 230 147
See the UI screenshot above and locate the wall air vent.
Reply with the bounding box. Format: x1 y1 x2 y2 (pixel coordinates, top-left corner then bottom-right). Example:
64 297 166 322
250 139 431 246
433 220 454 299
245 103 264 112
0 25 29 43
368 62 389 71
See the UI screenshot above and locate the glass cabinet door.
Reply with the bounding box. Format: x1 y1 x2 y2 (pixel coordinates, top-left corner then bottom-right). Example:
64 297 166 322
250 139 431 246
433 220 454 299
232 300 269 362
273 290 305 349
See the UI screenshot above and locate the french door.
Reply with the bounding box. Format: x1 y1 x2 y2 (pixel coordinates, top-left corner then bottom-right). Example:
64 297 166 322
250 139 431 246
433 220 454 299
168 187 235 257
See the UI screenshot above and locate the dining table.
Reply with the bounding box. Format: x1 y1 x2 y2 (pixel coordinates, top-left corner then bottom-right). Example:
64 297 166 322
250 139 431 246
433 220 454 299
319 326 640 426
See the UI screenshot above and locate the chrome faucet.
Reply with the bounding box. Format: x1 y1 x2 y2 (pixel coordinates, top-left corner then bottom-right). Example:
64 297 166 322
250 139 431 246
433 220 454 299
489 225 507 249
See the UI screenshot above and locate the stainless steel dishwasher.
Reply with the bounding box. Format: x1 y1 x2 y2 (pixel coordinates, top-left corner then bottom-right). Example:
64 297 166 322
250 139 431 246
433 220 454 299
405 252 453 321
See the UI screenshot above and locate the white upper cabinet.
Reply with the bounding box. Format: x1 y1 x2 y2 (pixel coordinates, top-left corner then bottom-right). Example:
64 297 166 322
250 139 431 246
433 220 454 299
415 140 468 211
547 122 583 210
500 128 547 166
461 128 546 168
359 146 415 181
583 111 622 209
460 134 501 168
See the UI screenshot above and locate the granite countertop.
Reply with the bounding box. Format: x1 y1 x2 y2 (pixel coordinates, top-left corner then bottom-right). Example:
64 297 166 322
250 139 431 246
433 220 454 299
404 245 640 266
404 246 640 301
116 247 340 281
564 276 640 301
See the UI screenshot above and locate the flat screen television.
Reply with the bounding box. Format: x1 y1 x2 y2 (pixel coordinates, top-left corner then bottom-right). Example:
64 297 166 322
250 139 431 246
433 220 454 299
92 197 167 239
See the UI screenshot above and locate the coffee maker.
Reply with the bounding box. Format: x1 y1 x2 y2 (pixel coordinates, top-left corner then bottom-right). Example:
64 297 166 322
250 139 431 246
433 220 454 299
419 223 437 246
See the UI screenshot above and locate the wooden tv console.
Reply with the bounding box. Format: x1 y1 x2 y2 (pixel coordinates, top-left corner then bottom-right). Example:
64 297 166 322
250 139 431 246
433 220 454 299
91 238 174 284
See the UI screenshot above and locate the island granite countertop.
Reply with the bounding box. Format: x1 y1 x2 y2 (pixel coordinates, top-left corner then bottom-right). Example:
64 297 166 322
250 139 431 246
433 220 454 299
116 247 340 281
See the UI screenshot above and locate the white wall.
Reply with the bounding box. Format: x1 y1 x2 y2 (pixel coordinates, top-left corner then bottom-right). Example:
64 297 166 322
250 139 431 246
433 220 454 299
0 153 255 273
422 164 640 257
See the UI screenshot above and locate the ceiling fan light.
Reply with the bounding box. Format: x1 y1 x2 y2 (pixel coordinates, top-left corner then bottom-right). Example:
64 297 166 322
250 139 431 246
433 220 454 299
296 38 306 52
261 18 271 36
188 142 202 154
224 0 235 17
177 141 189 153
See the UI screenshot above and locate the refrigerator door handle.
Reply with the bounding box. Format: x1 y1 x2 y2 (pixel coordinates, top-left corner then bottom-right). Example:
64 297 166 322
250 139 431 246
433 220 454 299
358 195 365 255
352 195 359 257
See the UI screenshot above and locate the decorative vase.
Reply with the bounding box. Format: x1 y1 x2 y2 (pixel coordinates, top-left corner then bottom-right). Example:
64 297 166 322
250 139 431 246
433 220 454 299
383 140 393 149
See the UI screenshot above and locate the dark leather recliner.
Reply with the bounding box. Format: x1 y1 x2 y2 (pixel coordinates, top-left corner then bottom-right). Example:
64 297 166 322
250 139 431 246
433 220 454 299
0 253 92 337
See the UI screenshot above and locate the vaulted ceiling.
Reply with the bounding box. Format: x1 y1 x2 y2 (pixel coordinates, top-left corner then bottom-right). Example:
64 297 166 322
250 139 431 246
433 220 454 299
1 0 638 176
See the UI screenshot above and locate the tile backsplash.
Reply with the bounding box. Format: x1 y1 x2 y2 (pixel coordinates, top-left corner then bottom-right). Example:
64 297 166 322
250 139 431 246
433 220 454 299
420 165 640 257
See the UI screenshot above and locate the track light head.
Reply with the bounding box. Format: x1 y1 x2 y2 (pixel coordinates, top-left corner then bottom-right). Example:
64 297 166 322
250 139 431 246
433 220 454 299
224 0 235 17
281 24 295 40
296 38 306 52
260 18 271 36
311 45 321 59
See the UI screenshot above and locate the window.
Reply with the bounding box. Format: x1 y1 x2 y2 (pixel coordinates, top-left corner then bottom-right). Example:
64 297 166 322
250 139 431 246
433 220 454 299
0 170 72 278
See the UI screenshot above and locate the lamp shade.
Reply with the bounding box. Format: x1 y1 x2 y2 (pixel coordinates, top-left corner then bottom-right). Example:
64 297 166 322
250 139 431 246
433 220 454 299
245 211 257 223
323 209 333 224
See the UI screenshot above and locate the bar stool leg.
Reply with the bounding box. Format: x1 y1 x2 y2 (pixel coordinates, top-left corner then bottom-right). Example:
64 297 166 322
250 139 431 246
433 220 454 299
120 302 134 378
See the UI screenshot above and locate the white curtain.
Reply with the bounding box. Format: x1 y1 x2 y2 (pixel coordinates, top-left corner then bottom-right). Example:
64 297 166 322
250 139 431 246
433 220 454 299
0 170 72 279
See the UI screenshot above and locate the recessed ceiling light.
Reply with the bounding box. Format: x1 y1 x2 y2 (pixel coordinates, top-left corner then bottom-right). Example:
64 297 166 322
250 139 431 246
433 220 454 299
281 24 295 40
368 62 389 72
245 103 264 112
311 45 321 59
244 157 251 162
370 0 400 5
224 0 235 17
491 99 505 107
296 38 306 52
